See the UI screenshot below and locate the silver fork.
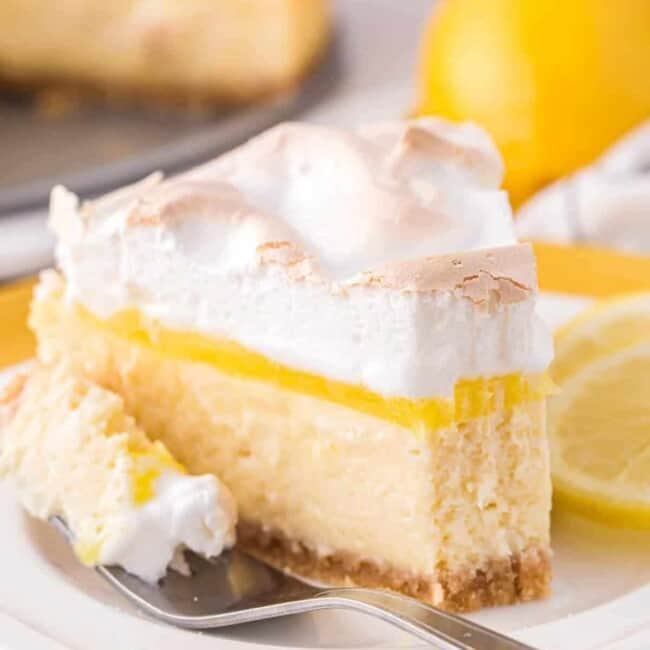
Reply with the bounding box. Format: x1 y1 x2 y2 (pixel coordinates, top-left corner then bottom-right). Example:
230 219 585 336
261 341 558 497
50 517 536 650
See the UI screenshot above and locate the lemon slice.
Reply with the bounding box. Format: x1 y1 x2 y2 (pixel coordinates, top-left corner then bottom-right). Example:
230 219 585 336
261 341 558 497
553 293 650 383
550 293 650 527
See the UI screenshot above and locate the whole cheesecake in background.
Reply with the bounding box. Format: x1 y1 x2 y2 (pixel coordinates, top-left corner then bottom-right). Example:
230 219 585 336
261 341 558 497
0 0 329 107
30 118 554 611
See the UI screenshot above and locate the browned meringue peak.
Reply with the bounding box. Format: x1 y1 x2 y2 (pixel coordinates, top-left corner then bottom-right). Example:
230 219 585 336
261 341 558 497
358 119 504 188
51 118 523 296
351 244 536 304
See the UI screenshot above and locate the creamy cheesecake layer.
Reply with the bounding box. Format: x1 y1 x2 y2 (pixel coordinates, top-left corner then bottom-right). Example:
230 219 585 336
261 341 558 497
0 364 237 582
50 120 553 399
31 286 551 608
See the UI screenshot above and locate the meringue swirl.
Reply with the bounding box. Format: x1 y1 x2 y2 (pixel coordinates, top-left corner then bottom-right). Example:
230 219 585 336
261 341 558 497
49 119 552 398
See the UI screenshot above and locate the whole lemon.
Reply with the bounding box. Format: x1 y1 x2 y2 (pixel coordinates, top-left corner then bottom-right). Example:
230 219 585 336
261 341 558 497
415 0 650 206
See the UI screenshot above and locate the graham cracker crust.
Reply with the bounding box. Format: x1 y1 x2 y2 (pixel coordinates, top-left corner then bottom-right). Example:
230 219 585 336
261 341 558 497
238 521 551 613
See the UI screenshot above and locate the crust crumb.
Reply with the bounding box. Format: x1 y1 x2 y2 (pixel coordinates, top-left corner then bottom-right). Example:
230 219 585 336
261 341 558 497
238 521 551 612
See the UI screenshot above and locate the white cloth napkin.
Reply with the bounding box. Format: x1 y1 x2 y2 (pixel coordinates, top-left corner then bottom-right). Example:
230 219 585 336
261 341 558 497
516 121 650 254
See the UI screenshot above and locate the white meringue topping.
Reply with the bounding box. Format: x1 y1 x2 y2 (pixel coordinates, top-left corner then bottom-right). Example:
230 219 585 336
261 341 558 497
50 119 552 398
181 118 515 280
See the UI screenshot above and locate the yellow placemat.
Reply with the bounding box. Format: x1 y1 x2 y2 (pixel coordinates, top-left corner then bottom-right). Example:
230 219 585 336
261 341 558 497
533 242 650 298
0 278 36 369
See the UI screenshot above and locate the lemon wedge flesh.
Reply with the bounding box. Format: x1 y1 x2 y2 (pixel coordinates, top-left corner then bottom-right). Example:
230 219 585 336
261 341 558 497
550 294 650 528
553 293 650 384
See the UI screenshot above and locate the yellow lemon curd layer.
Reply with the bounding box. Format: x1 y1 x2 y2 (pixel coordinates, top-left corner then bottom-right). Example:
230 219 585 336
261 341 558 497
533 242 650 298
129 441 187 506
77 304 553 433
75 538 104 565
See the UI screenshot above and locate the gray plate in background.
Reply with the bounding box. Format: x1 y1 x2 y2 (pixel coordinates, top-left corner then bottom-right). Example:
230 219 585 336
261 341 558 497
1 36 341 215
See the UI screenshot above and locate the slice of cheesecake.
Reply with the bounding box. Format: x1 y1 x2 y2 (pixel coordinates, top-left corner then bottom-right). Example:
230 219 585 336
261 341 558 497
30 119 554 611
0 364 237 582
0 0 329 107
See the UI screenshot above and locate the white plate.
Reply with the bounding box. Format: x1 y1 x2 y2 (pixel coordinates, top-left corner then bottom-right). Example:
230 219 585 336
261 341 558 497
0 209 53 280
1 364 650 650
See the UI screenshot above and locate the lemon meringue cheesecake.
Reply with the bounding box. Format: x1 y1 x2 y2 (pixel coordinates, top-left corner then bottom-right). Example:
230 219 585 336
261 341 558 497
0 364 237 582
0 0 329 106
29 119 554 611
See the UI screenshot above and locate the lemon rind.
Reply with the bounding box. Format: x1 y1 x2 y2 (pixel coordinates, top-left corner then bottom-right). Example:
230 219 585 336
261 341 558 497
550 339 650 529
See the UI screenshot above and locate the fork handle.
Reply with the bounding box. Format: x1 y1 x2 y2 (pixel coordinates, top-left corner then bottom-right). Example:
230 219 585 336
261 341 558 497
315 588 537 650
